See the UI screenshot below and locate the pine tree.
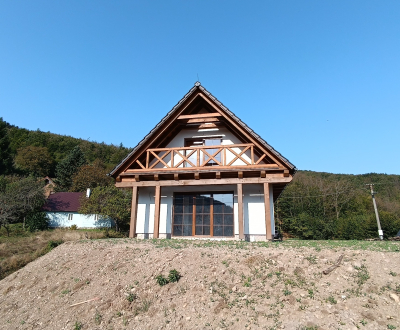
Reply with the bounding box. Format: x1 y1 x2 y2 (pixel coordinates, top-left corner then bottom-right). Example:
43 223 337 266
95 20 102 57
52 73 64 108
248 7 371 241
55 146 87 191
0 118 12 175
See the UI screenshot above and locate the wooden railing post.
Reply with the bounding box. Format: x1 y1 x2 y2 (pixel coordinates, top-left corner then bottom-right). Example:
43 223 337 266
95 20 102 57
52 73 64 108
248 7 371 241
238 183 244 239
153 185 161 238
264 182 272 240
129 186 139 238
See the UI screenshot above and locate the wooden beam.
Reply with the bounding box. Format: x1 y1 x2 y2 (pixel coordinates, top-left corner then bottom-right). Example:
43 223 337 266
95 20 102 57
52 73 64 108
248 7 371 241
284 169 289 177
154 174 159 181
261 170 266 178
135 175 140 182
177 113 222 120
174 173 179 181
237 183 244 239
129 186 139 238
238 171 243 179
153 186 161 239
186 117 220 124
194 172 200 180
264 182 272 240
116 176 121 182
116 176 292 187
216 172 221 179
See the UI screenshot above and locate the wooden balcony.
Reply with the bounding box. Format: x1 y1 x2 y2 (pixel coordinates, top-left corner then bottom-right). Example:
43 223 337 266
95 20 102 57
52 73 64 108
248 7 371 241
129 143 282 173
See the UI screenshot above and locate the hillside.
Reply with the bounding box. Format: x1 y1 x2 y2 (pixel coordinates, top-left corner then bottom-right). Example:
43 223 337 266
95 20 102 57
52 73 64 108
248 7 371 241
0 239 399 330
0 118 132 177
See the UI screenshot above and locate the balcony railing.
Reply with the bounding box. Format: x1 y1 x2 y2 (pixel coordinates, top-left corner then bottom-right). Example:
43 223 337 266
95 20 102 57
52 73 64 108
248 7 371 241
133 143 271 170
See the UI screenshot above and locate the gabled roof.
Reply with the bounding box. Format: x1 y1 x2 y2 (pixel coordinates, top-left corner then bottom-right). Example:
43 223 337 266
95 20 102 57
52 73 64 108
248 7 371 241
110 82 296 177
42 192 84 212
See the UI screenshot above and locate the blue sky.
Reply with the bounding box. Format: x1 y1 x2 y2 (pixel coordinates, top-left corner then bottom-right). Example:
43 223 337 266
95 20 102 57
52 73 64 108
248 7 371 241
1 1 399 175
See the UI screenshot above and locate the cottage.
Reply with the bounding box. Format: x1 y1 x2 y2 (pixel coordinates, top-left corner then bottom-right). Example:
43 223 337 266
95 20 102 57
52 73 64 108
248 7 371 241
110 83 296 241
43 190 114 228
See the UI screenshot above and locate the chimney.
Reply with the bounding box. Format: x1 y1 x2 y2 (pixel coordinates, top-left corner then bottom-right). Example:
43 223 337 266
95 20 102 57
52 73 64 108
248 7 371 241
86 188 91 198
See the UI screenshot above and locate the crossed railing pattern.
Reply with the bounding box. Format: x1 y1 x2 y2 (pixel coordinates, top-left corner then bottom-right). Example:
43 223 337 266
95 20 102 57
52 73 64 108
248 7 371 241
134 143 268 170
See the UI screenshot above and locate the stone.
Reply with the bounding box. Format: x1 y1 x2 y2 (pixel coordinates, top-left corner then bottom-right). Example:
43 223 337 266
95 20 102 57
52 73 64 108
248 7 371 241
389 293 399 303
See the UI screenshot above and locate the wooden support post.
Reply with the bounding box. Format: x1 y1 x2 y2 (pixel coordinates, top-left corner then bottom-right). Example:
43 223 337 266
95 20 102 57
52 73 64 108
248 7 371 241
237 183 244 239
129 186 139 238
135 175 140 182
216 172 221 179
116 176 121 182
154 174 159 181
238 171 243 179
194 172 200 180
261 170 266 178
263 182 272 240
174 173 179 181
153 186 161 239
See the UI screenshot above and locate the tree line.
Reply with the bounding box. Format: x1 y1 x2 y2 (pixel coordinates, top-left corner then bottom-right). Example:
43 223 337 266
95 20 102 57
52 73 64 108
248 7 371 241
276 171 400 240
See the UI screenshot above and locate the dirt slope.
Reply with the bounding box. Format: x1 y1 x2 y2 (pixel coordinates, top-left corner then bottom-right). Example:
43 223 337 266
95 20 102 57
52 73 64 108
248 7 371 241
0 239 399 330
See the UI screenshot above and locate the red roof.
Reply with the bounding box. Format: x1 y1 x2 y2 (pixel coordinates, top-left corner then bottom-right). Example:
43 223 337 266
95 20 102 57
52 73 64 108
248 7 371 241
42 192 84 212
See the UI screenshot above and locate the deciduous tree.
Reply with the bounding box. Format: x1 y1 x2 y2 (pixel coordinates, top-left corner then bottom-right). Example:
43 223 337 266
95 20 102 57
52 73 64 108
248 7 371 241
14 146 53 177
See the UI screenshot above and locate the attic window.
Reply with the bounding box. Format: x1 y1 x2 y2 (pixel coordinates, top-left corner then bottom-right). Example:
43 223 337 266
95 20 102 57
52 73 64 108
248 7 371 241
184 137 222 166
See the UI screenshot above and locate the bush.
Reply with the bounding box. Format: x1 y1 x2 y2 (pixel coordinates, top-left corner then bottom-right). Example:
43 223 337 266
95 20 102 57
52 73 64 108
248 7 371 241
70 224 78 230
156 270 181 286
25 212 49 232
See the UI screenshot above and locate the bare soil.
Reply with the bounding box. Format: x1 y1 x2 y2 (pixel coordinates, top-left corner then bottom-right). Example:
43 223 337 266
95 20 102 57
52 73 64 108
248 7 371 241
0 239 399 330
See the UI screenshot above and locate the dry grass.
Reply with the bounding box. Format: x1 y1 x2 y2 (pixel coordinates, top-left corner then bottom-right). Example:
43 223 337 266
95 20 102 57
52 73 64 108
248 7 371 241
0 227 106 280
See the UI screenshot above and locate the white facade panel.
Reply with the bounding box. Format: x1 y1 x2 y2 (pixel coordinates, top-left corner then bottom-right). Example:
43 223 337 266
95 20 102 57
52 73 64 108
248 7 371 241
47 212 113 228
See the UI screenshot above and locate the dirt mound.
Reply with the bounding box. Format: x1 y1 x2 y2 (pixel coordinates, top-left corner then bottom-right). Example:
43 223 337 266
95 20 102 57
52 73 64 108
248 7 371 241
0 240 399 330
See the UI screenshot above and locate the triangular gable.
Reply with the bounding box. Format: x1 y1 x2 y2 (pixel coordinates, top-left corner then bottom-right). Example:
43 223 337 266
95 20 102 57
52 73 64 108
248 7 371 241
110 82 296 177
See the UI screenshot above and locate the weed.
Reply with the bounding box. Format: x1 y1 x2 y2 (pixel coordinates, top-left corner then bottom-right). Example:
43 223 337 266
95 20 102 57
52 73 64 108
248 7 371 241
156 274 169 286
360 319 367 326
141 299 151 312
244 277 252 287
61 289 70 295
283 289 292 296
168 269 181 283
222 260 229 267
354 265 370 286
74 321 82 330
389 271 397 277
94 311 102 325
308 289 314 299
305 255 317 264
70 225 78 230
127 293 137 302
326 296 337 304
387 325 397 330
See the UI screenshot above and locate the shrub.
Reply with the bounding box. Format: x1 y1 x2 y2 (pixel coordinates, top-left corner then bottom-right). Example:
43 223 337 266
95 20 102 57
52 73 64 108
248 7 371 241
70 224 78 230
25 212 49 232
156 274 169 286
168 269 181 283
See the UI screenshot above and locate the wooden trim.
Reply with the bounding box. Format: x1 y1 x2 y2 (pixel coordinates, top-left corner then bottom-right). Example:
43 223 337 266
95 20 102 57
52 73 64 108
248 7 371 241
238 171 243 179
261 170 266 178
216 172 221 179
264 183 272 240
153 186 161 239
154 174 159 181
237 183 244 239
116 176 121 182
177 113 222 120
129 186 139 238
147 143 252 152
226 146 251 166
174 173 179 181
116 176 292 187
194 172 200 180
186 117 220 124
284 169 289 177
136 160 145 169
255 154 266 165
135 175 140 182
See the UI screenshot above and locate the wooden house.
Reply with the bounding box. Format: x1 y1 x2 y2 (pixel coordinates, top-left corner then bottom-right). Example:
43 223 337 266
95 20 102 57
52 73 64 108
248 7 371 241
110 83 296 241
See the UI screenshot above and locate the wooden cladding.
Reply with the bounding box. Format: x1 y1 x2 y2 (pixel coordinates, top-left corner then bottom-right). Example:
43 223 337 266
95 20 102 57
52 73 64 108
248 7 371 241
132 143 276 171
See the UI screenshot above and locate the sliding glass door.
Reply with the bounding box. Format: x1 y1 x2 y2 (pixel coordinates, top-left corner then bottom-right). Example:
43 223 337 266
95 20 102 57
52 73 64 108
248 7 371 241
173 192 234 237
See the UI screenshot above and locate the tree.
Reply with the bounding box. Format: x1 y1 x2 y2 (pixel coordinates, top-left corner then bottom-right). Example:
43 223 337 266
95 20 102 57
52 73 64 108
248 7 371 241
0 176 46 235
79 185 132 231
14 146 53 177
0 118 12 175
70 159 113 192
55 146 86 191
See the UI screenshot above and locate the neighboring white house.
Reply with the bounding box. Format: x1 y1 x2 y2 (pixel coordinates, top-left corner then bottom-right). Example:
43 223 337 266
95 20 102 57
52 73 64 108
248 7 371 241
43 191 114 228
109 82 296 241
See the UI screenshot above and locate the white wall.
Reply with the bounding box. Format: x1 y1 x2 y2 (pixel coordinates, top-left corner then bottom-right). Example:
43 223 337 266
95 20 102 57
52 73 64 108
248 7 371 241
135 184 273 239
47 212 114 228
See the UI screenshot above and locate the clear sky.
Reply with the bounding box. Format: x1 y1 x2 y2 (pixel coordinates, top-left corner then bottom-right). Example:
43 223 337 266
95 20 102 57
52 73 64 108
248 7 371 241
1 1 399 175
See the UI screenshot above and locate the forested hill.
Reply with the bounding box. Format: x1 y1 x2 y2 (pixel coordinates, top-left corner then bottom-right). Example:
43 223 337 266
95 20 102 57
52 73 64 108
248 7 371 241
0 118 132 177
278 171 400 240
